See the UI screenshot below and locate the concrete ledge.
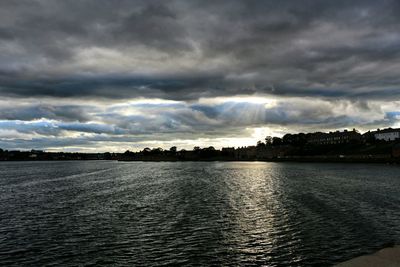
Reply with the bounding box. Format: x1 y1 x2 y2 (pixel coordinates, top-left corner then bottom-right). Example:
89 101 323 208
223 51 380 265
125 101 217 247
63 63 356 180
335 246 400 267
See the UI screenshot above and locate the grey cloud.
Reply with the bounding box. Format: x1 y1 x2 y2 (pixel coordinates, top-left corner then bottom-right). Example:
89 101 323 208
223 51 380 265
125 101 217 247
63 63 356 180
0 120 62 136
114 3 191 52
0 73 228 100
0 104 93 122
0 0 399 100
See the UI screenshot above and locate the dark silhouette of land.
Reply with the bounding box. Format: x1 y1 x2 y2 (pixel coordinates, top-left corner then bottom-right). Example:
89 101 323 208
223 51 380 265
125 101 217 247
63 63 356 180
2 128 400 163
0 149 120 161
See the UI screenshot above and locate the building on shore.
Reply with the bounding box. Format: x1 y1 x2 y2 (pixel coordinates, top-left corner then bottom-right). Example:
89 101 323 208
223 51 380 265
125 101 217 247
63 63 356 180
307 129 361 145
373 128 400 141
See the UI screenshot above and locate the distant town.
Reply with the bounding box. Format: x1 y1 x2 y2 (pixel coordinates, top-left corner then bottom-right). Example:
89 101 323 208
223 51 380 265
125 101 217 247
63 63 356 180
1 127 400 163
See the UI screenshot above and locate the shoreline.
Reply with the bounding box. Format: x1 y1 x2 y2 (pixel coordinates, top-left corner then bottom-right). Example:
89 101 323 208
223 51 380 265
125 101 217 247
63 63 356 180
119 157 400 164
1 156 400 164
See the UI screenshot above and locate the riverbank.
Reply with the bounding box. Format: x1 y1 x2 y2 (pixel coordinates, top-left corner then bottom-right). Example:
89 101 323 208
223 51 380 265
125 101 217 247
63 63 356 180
118 156 400 164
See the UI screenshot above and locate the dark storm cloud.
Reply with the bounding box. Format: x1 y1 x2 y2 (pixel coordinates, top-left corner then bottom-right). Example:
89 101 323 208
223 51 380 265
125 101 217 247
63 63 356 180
114 3 191 52
0 104 92 122
0 0 400 100
0 73 225 100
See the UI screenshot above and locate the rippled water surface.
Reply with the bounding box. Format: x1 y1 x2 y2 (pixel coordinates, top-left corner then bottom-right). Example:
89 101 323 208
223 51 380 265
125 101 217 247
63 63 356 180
1 161 400 266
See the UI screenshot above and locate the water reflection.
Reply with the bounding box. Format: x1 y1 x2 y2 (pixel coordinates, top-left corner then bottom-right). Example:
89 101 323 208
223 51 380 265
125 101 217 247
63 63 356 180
214 162 300 265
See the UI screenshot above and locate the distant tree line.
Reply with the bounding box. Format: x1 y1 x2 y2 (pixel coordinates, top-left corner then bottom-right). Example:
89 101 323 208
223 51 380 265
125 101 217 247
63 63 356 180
2 128 400 162
0 149 121 161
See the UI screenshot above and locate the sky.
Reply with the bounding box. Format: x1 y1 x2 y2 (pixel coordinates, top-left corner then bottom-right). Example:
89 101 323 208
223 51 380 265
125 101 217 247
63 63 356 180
1 0 400 152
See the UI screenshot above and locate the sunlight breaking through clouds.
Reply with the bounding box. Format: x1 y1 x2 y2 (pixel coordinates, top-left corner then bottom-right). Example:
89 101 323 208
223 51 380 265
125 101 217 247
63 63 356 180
0 95 399 151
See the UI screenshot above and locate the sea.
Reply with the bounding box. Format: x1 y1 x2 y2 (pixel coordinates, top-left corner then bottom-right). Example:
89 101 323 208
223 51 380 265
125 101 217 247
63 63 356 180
0 161 399 266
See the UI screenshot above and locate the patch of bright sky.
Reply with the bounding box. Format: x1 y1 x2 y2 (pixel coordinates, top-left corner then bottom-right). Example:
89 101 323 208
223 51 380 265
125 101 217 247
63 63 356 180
198 95 277 108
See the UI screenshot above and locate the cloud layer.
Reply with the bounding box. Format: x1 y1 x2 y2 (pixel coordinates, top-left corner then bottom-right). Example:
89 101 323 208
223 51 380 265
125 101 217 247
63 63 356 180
1 0 400 151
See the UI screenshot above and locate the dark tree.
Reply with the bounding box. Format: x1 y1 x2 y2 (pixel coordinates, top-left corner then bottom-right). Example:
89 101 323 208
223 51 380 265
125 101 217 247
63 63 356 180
257 141 265 147
265 136 273 146
151 148 163 154
272 137 282 146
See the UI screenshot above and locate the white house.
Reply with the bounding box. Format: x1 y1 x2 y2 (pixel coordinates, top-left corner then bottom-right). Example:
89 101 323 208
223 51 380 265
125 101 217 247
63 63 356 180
374 128 400 141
